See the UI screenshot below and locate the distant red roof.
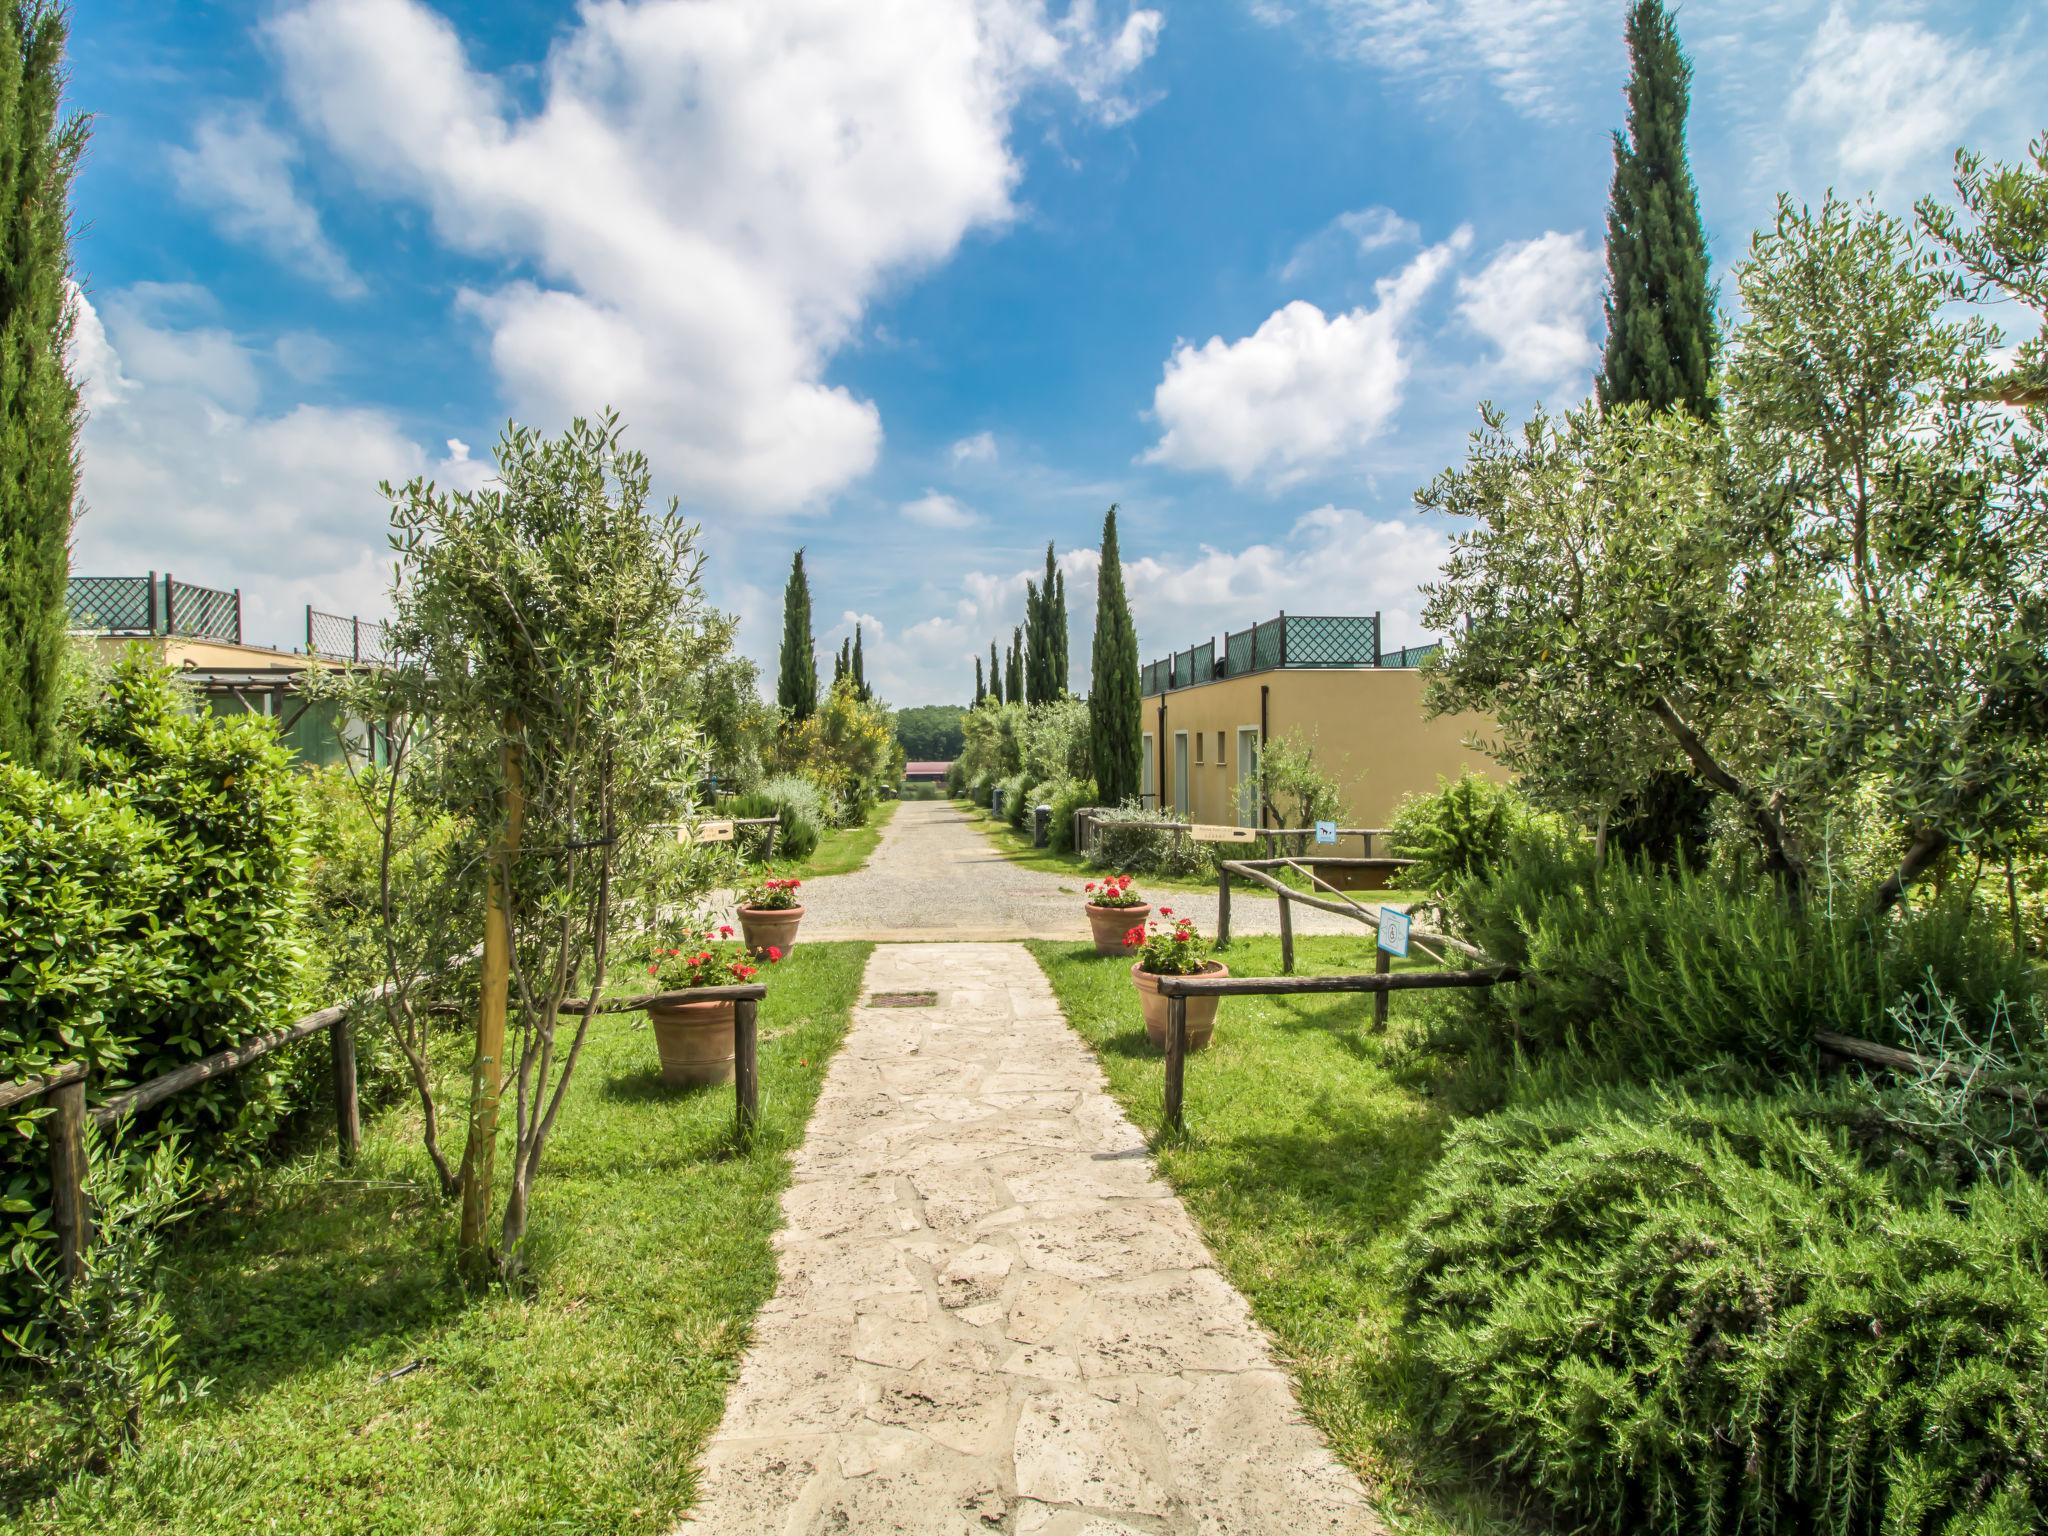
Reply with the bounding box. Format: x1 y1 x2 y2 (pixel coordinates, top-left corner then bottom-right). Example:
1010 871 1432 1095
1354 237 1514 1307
904 760 953 777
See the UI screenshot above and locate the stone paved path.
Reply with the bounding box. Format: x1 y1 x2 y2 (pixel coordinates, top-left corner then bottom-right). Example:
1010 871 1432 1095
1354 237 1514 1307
678 943 1382 1535
795 800 1382 943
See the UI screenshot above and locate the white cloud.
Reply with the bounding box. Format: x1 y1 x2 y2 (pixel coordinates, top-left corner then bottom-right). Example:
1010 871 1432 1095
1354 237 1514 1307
167 109 363 297
66 284 479 650
1278 204 1419 282
267 0 1162 513
1787 4 2012 195
950 429 999 465
1455 230 1601 385
902 490 979 527
1144 228 1471 485
1258 0 1609 122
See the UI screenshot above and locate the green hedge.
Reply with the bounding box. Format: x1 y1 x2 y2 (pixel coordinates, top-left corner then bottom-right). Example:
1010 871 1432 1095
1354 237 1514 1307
4 653 307 1321
1402 1087 2048 1536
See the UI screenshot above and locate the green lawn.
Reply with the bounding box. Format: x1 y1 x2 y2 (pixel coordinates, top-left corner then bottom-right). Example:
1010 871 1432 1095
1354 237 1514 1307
2 942 873 1536
771 798 898 880
1025 933 1536 1536
959 802 1426 905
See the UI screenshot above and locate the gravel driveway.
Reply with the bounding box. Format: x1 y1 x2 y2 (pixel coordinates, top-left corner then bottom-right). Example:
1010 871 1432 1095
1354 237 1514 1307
789 800 1385 943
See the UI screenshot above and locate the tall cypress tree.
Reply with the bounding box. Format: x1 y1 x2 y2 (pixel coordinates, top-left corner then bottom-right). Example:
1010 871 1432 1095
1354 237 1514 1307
1089 506 1140 806
973 655 985 706
1008 628 1024 705
0 3 85 769
852 624 867 700
776 549 818 720
989 640 1002 707
1023 577 1043 703
1051 566 1069 697
1598 0 1715 419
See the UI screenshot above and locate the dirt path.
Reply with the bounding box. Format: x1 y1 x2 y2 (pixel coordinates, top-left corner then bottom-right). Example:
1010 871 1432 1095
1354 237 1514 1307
793 800 1381 943
677 943 1383 1535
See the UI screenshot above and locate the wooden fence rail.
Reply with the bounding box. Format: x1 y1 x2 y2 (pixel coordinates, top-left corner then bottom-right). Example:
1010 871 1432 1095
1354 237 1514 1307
1071 808 1396 862
3 968 766 1286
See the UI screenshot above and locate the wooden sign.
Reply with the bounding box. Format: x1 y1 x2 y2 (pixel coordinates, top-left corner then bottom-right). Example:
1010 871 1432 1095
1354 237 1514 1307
694 819 736 844
1189 823 1258 844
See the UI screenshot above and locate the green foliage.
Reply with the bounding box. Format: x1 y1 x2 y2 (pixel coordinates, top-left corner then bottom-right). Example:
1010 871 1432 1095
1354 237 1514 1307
1016 695 1091 787
1389 773 1540 894
1254 728 1344 830
997 772 1030 829
727 773 827 861
682 647 772 794
1918 132 2048 414
1046 777 1097 854
776 549 817 721
1599 0 1715 419
1403 1087 2048 1536
4 1129 206 1481
1088 506 1142 807
0 2 86 772
770 678 899 823
1450 841 2041 1083
1423 180 2048 914
892 703 967 761
1023 542 1069 703
1086 803 1213 879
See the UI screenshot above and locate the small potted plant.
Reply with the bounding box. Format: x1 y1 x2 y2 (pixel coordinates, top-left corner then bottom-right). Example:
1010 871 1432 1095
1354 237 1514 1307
1126 909 1229 1051
1083 873 1150 956
644 923 779 1086
739 870 805 957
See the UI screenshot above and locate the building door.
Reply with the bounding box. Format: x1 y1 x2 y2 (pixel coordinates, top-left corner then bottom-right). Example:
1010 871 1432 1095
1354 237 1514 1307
1141 734 1155 809
1237 727 1261 826
1173 732 1189 815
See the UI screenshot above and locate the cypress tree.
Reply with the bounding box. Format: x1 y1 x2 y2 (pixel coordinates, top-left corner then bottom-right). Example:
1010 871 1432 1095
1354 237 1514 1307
989 640 1002 707
1023 577 1042 703
776 549 818 720
974 655 985 706
852 623 867 700
1089 506 1141 806
1598 0 1715 419
1008 628 1024 705
0 3 85 769
1051 565 1069 697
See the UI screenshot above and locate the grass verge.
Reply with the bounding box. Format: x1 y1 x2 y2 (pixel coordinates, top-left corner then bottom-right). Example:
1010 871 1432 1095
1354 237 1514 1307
2 941 874 1536
1024 932 1535 1536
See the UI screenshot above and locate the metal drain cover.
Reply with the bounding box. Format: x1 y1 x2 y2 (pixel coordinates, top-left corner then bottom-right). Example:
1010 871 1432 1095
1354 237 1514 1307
869 990 939 1008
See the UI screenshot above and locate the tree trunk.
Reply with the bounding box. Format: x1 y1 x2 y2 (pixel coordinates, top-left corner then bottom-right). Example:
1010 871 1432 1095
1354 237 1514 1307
1870 826 1947 918
459 726 525 1282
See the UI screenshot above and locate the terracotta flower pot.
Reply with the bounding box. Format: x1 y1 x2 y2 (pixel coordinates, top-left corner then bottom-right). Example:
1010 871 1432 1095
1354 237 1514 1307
1085 901 1150 956
648 996 736 1086
1130 960 1229 1051
739 904 804 958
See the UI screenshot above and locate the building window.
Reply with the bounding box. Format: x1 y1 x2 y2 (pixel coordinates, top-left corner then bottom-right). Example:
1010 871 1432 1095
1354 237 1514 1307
1216 730 1225 765
1195 732 1204 765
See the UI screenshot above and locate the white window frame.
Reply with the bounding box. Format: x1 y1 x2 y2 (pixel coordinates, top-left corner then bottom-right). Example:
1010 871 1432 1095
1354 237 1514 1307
1236 727 1261 826
1173 730 1190 815
1141 732 1155 809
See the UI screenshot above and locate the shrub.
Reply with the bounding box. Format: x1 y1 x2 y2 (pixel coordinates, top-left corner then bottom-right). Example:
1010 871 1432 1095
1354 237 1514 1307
1254 728 1344 829
729 774 826 861
943 760 966 796
1046 777 1097 853
1017 697 1091 786
1449 840 2041 1081
1403 1086 2048 1536
996 772 1028 827
1390 772 1540 894
1085 803 1213 878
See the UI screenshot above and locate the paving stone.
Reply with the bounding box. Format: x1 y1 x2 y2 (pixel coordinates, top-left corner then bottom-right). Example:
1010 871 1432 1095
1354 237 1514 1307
677 942 1382 1535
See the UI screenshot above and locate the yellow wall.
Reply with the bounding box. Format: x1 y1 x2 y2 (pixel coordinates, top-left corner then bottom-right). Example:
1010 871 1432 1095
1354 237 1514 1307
86 634 344 672
1139 668 1504 828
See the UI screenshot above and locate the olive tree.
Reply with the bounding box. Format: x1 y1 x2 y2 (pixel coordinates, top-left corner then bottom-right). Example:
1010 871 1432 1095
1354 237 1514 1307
1421 179 2048 916
370 411 721 1280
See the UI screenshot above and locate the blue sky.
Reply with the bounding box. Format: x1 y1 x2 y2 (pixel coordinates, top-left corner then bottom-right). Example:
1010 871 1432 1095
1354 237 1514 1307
65 0 2042 704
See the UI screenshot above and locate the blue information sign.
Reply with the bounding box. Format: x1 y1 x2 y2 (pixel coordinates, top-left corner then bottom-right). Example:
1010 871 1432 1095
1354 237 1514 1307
1314 820 1337 845
1376 906 1410 958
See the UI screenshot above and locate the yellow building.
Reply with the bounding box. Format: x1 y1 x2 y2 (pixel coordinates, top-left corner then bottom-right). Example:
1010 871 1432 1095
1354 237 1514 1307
69 573 388 768
1138 613 1504 828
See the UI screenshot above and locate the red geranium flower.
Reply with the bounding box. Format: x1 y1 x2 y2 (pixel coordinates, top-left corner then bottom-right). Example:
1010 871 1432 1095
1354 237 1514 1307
767 945 784 961
1159 906 1173 917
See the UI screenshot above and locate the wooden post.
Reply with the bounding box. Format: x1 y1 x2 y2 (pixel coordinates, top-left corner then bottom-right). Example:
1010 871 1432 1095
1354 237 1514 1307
1278 893 1294 975
48 1077 90 1287
330 1013 362 1164
460 725 525 1275
1373 947 1391 1030
1216 863 1231 948
1163 995 1187 1133
734 997 760 1146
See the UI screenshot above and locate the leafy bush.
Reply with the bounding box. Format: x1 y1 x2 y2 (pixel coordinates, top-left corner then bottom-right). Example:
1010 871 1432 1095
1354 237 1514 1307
5 655 307 1329
995 772 1028 827
1449 839 2041 1081
1016 697 1091 786
1254 728 1344 829
1390 772 1540 894
944 760 966 796
728 774 827 861
3 1130 206 1478
1403 1086 2048 1536
1085 804 1213 878
1046 777 1097 853
772 679 899 821
970 772 994 808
